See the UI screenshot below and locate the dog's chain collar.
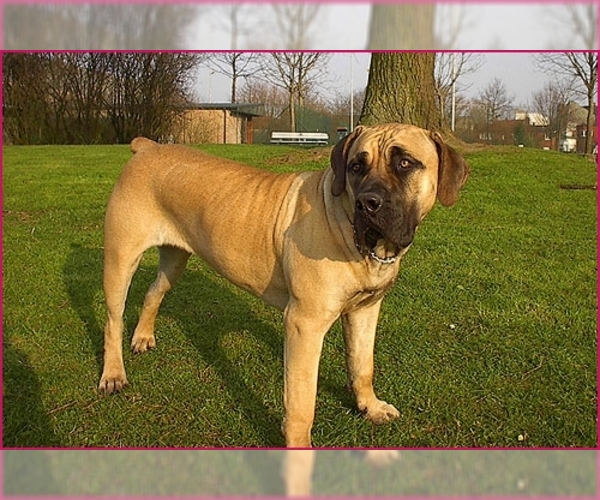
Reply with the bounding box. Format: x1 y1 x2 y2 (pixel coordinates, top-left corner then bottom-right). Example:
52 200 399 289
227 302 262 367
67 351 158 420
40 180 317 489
351 223 399 265
367 251 399 265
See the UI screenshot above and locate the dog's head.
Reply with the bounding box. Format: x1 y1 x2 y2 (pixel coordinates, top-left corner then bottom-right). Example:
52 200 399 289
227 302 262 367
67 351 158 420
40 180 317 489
330 123 469 264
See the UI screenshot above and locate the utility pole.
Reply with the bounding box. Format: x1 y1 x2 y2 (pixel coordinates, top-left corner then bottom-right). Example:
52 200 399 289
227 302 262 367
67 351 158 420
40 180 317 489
450 5 457 132
451 54 456 132
208 71 214 103
350 54 354 132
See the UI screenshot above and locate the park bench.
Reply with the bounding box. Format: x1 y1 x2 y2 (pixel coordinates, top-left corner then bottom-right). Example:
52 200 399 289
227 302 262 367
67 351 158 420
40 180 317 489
270 131 329 146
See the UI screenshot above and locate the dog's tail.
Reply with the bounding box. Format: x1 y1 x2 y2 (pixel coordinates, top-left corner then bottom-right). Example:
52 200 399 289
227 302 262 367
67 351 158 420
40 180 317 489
130 137 158 154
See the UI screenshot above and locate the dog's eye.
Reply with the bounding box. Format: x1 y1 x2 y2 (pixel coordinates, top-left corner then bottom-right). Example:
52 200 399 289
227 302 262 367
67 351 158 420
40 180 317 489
349 162 362 173
398 158 413 170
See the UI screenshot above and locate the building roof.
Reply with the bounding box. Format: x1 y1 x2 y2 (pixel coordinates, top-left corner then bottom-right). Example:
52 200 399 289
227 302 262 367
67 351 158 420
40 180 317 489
527 112 550 127
183 102 264 117
515 110 549 127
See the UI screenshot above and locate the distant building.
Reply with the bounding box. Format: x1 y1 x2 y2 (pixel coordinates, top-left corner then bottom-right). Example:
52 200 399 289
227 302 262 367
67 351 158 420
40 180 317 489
514 111 550 127
461 110 552 148
171 103 263 144
575 123 597 154
460 102 597 152
553 102 597 153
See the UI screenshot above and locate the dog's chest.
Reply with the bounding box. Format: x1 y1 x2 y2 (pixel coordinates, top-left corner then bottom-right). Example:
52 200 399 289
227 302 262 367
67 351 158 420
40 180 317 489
343 268 398 312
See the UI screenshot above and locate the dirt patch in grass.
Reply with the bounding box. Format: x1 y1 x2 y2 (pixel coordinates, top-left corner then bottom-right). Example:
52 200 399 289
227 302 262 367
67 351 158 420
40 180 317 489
266 147 330 166
559 184 597 190
3 209 37 222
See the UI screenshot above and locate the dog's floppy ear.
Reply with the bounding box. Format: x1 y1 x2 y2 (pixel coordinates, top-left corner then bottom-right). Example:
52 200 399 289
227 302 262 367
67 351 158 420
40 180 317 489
431 131 470 207
330 126 364 197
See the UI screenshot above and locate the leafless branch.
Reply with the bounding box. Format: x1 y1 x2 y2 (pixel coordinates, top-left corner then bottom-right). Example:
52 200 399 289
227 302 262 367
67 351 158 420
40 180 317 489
259 53 331 131
477 77 516 121
542 4 598 49
3 4 199 49
203 53 261 103
271 4 322 50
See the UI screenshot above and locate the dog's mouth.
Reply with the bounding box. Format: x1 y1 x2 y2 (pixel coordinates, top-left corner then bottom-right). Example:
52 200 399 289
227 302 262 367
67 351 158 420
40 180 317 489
353 223 404 265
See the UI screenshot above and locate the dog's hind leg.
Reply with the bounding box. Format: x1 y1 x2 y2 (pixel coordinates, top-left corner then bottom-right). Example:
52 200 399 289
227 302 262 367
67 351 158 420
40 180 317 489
131 245 190 353
99 241 146 394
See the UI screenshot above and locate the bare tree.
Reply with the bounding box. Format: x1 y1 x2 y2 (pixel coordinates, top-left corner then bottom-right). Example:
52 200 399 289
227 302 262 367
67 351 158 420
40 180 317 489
564 4 597 49
107 53 201 143
62 53 112 143
3 53 202 144
4 53 109 144
477 77 515 122
535 53 598 154
237 79 288 118
225 4 250 51
328 88 366 119
460 99 490 142
260 53 331 131
531 79 576 150
3 54 53 144
199 4 323 50
435 53 483 130
451 94 479 140
204 53 261 103
211 4 258 50
3 4 198 49
544 4 598 50
434 3 471 49
270 4 322 49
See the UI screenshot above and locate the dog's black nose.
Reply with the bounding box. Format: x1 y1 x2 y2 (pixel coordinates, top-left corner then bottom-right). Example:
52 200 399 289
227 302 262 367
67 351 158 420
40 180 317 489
356 193 383 215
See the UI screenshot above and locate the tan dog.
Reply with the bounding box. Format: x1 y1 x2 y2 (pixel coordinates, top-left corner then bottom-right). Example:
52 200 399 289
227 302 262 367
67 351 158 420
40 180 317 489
283 449 400 496
99 123 469 447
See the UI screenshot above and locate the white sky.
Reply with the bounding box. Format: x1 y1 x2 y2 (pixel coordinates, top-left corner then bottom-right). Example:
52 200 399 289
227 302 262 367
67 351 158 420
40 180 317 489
187 3 596 109
186 3 595 51
192 52 572 111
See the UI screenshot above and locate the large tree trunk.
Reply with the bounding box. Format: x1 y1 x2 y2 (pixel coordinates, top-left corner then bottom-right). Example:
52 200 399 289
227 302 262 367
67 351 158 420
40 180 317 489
367 3 436 49
360 52 441 130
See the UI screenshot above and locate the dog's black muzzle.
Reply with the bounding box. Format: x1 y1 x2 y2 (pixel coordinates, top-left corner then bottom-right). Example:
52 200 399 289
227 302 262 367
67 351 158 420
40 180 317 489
353 188 417 262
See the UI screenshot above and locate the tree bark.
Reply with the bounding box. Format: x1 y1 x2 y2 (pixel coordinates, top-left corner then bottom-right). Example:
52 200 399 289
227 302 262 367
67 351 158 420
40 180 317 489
360 52 440 130
367 4 436 50
584 87 595 154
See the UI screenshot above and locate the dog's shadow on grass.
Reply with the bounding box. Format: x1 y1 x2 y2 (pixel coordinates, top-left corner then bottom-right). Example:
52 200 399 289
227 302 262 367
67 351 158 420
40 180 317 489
63 244 106 369
2 344 62 448
64 243 287 445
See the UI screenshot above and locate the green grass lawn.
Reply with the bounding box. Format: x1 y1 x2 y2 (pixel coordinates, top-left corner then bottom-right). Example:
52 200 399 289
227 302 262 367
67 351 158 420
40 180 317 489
3 449 596 496
2 143 597 450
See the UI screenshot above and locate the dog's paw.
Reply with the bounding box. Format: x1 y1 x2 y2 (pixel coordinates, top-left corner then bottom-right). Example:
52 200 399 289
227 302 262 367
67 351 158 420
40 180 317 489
363 399 400 424
98 373 128 394
364 449 400 466
131 333 156 353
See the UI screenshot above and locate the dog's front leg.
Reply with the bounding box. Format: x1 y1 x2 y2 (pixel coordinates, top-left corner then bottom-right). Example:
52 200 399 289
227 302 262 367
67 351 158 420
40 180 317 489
282 302 334 448
282 449 316 497
342 300 400 424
